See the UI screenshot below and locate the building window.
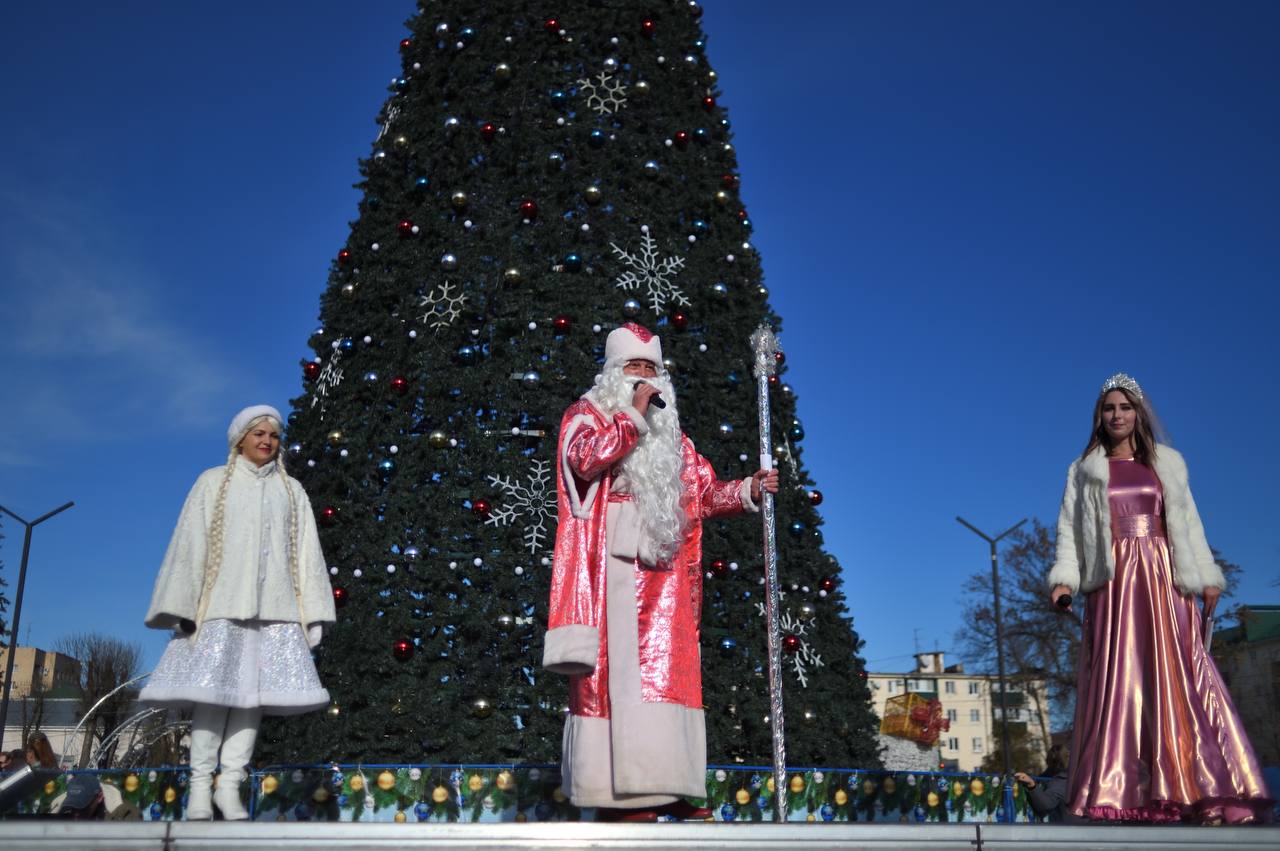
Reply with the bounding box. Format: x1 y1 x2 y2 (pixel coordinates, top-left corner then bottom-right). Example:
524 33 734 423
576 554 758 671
972 737 984 753
888 681 897 694
968 681 981 695
970 709 980 723
944 681 955 694
947 737 959 751
946 709 958 722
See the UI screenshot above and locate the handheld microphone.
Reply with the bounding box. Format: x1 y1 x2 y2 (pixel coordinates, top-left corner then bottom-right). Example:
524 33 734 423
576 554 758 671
634 381 666 409
1055 594 1073 611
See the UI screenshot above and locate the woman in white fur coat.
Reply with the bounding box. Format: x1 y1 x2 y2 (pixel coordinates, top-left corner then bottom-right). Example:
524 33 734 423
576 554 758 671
139 405 335 820
1048 374 1270 824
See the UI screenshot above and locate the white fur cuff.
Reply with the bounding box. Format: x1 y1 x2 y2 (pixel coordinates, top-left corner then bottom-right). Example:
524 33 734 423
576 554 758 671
619 407 650 434
543 625 599 675
739 477 760 513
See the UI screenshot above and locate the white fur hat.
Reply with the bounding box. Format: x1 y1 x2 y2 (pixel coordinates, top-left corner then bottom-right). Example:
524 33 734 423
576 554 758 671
604 322 662 367
228 404 283 449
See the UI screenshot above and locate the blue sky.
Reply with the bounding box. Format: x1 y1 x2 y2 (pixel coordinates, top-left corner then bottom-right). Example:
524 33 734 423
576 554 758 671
1 2 1276 685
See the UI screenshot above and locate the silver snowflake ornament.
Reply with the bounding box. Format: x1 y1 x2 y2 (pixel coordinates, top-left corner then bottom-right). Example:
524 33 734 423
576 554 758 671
576 72 628 115
417 281 467 330
753 603 825 688
310 349 345 410
610 225 690 314
486 459 557 554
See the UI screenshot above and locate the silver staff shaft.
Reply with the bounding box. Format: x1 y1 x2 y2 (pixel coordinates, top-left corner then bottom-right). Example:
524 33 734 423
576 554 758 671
750 325 787 822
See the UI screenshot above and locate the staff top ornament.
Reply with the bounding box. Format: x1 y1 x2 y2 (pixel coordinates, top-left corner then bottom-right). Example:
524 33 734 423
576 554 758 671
750 325 780 380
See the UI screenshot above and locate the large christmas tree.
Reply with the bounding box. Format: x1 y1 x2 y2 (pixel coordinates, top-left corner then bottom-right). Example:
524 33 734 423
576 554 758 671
262 0 879 769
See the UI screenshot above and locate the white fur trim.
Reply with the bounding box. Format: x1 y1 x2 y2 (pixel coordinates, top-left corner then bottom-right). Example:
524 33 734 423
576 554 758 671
620 406 649 434
543 625 599 675
227 405 282 449
560 412 603 520
739 477 759 513
604 324 663 367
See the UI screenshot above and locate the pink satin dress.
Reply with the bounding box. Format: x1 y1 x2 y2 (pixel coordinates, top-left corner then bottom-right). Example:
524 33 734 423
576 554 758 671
1067 458 1272 823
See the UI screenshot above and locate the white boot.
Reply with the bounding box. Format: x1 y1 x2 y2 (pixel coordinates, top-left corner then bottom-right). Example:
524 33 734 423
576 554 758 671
186 704 227 821
212 707 260 821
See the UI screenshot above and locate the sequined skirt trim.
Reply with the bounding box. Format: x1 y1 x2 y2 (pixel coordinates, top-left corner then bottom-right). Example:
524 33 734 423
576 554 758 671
140 619 328 716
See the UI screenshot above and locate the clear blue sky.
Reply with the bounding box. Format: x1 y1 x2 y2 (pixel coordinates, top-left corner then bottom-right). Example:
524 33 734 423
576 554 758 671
1 2 1277 683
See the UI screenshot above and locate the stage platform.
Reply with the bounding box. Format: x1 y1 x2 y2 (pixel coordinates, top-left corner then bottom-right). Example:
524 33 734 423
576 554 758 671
2 821 1278 851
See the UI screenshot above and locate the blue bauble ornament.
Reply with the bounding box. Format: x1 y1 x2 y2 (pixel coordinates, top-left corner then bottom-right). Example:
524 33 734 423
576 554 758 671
719 637 737 655
378 459 396 476
331 770 345 787
694 127 709 142
339 337 354 351
820 803 836 821
150 802 163 819
457 345 477 363
790 422 805 440
914 805 926 822
415 802 431 820
719 802 737 821
548 151 565 169
550 90 567 108
589 129 606 148
395 77 408 90
449 769 465 785
294 801 313 821
726 371 739 386
789 522 806 537
563 253 582 272
458 26 476 44
415 176 430 190
692 219 709 234
534 801 554 821
337 794 349 807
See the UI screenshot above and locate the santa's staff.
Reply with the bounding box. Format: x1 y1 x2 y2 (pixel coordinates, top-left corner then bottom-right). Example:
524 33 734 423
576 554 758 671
751 325 788 822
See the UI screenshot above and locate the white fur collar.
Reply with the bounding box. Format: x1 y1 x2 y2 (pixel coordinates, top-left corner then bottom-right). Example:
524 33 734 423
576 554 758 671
1078 444 1185 486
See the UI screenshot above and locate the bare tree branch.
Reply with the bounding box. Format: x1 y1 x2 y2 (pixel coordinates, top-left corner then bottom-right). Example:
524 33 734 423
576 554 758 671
54 632 143 767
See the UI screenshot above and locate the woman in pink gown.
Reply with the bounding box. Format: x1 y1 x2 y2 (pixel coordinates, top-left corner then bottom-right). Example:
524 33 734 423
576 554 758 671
1047 373 1271 824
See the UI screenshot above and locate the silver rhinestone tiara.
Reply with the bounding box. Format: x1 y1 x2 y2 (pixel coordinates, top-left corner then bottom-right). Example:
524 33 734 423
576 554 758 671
1101 372 1143 401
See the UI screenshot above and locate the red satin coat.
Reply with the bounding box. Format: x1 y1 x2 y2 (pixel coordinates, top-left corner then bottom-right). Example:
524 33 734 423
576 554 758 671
547 398 748 718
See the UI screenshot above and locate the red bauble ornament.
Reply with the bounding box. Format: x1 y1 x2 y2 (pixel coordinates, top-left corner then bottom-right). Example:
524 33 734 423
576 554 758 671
767 375 780 387
390 376 408 395
337 249 351 264
303 361 321 380
472 498 492 518
783 634 801 654
774 350 785 364
393 638 414 661
397 219 414 237
320 507 337 526
553 315 572 333
543 17 561 34
641 18 656 36
710 558 727 578
399 38 412 50
721 173 739 189
673 130 690 148
819 576 836 593
333 587 348 607
702 96 716 111
519 199 538 219
671 311 689 331
808 489 824 506
480 122 496 142
739 208 750 221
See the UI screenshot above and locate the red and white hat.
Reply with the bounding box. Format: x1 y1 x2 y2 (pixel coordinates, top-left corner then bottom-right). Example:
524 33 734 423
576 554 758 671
604 322 663 368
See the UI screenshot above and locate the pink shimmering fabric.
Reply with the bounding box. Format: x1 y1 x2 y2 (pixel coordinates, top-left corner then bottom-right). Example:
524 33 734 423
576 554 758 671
1067 458 1272 823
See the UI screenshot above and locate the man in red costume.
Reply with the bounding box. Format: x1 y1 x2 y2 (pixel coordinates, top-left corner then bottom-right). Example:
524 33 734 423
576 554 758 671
543 322 778 821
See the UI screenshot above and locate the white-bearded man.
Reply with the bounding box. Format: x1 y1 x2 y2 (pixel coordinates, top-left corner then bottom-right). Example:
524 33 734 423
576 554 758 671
542 322 779 821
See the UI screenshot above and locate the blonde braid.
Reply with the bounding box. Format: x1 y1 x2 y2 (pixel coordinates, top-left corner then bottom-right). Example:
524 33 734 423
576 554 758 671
276 455 307 625
193 447 238 635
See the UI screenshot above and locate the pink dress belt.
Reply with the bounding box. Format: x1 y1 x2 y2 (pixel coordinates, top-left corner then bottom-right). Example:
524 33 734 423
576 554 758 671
1111 513 1165 539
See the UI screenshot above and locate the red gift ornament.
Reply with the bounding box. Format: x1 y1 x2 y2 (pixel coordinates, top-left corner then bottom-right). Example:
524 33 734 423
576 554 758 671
337 249 351 264
390 376 408 395
303 362 321 381
393 638 414 661
782 634 801 654
333 587 348 607
397 219 414 237
481 122 496 142
472 498 492 518
553 315 572 333
519 199 538 219
909 698 950 746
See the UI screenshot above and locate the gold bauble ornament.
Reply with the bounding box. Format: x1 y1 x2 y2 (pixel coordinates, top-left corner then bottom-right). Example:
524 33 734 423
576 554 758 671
883 776 897 795
584 186 602 205
788 774 805 794
468 774 484 793
970 778 985 796
515 812 528 823
451 191 469 210
861 778 876 796
714 190 730 206
431 785 450 804
471 697 493 718
164 787 177 803
326 701 341 718
765 776 775 793
124 775 140 793
44 780 56 796
261 775 279 795
377 771 397 791
952 780 965 799
341 283 356 297
504 266 523 285
313 787 330 803
495 770 514 791
391 698 406 716
394 134 409 148
394 810 407 823
926 791 940 807
552 788 567 803
428 430 449 449
494 63 512 82
734 788 751 805
633 80 651 97
806 813 816 822
833 788 848 806
349 775 365 792
327 430 344 444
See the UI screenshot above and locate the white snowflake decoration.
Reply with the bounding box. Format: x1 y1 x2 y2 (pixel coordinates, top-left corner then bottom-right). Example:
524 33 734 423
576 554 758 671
417 281 467 330
753 604 824 688
610 226 690 314
576 72 627 115
485 459 557 554
375 105 401 142
311 349 345 410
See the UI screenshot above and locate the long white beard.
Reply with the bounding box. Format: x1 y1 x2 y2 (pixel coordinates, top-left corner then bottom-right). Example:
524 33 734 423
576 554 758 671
586 363 688 564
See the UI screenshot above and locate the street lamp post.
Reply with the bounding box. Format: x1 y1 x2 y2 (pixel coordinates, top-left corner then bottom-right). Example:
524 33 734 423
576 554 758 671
956 515 1025 823
0 501 75 743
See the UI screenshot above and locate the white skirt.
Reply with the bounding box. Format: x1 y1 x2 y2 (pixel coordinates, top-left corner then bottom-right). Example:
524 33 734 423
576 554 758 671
140 619 328 716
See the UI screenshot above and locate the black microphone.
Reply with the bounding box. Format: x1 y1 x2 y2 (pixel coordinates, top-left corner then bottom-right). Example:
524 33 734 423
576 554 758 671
1055 594 1073 611
635 381 666 409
